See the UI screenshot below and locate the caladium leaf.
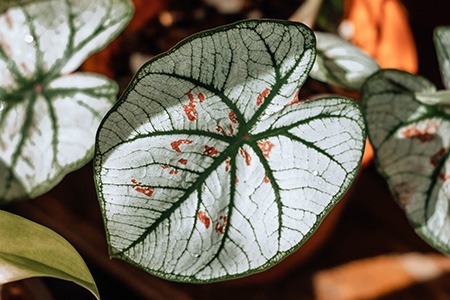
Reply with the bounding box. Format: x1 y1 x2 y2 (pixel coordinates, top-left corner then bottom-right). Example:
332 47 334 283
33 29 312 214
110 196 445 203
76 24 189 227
0 0 133 202
434 26 450 90
310 32 379 90
362 69 450 253
95 20 366 282
0 210 99 299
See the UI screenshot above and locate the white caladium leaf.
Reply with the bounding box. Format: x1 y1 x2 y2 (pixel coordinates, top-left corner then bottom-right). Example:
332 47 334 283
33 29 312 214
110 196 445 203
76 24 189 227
0 210 99 299
362 69 450 253
310 32 379 90
0 0 133 202
95 20 366 282
434 26 450 90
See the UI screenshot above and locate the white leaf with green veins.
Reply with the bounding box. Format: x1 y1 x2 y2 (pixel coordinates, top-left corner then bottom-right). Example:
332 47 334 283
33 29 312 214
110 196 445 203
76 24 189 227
434 26 450 90
95 20 366 282
0 0 133 202
362 69 450 253
0 210 99 299
310 32 379 90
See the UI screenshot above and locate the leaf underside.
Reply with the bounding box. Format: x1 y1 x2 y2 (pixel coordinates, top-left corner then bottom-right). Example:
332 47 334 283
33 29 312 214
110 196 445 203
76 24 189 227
434 26 450 90
0 210 99 299
362 69 450 254
95 20 366 282
0 0 133 202
310 32 379 90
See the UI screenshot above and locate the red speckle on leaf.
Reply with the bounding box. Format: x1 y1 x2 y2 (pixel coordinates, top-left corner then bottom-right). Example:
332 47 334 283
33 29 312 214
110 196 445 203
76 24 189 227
198 92 205 103
401 121 438 143
187 90 196 105
171 139 193 152
161 165 169 169
229 124 235 135
182 91 199 121
169 169 179 175
131 178 154 197
215 216 227 234
430 147 447 167
204 145 218 156
257 88 270 106
182 104 197 121
225 157 231 172
264 175 270 183
198 211 211 229
216 125 228 136
257 140 275 158
178 158 188 165
228 110 238 124
235 177 239 183
239 148 252 166
5 13 13 28
286 90 301 106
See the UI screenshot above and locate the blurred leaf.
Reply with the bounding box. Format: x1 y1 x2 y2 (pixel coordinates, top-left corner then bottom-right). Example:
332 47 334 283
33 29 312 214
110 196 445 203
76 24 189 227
362 69 450 255
0 210 99 299
310 32 379 90
434 26 450 89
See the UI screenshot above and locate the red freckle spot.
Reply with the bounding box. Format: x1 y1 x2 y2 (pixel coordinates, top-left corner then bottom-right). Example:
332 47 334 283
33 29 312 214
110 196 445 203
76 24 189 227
430 147 447 167
5 13 13 28
228 110 238 124
286 90 301 106
198 93 205 103
229 124 234 135
21 63 31 75
187 91 196 105
169 169 179 175
182 91 199 121
215 216 227 234
178 158 188 165
225 157 231 172
256 88 270 106
131 178 154 197
235 177 239 183
264 175 270 183
239 148 252 166
198 211 210 229
216 125 228 136
401 121 438 143
171 139 193 152
182 104 197 121
204 145 218 156
257 140 275 158
161 165 169 169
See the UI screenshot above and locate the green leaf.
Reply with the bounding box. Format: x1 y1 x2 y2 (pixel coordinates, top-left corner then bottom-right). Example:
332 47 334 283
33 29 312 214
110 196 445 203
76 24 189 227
310 32 379 90
434 26 450 90
0 210 99 299
0 0 133 202
95 20 366 282
362 69 450 253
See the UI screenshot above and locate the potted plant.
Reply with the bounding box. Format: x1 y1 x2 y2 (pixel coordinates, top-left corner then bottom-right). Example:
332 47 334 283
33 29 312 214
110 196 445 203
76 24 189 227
2 0 448 297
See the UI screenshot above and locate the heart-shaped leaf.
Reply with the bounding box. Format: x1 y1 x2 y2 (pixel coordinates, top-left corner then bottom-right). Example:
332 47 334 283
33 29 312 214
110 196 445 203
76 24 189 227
95 20 366 282
0 0 133 202
361 69 450 253
310 32 379 90
0 210 99 299
434 26 450 90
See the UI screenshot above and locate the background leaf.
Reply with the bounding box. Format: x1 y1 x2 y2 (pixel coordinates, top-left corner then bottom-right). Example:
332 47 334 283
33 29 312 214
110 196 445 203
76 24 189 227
310 32 379 90
434 26 450 89
0 0 133 202
362 69 450 254
95 20 366 282
0 210 99 299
